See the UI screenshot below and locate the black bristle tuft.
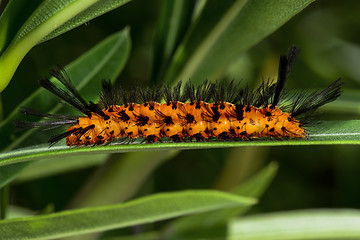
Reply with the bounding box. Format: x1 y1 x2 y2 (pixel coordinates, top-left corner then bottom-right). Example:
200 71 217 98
290 78 343 118
237 84 256 106
139 86 162 104
15 107 78 130
39 78 92 117
185 80 215 104
49 66 89 107
213 81 225 104
163 81 185 103
254 79 276 107
184 80 195 103
226 79 241 103
15 119 78 130
213 80 241 104
19 107 77 120
119 87 139 105
272 46 300 107
100 80 121 108
40 66 101 117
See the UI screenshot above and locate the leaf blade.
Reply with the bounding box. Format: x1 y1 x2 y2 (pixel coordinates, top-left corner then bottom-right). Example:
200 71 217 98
0 190 256 240
151 0 195 83
164 0 315 85
0 120 359 168
228 209 360 240
161 162 278 236
0 0 43 54
0 0 131 92
39 0 131 43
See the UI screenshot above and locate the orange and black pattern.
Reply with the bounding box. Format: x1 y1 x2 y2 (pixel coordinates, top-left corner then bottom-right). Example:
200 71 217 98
17 46 343 146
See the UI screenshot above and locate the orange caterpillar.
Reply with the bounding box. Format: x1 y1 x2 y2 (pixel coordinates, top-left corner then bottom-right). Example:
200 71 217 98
17 46 343 146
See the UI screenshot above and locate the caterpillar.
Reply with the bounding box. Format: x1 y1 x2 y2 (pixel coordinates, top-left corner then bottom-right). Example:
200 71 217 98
17 46 343 146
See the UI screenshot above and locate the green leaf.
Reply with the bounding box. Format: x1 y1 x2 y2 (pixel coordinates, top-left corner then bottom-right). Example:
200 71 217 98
100 232 159 240
7 205 35 219
206 162 279 222
230 162 278 198
69 151 179 208
0 163 28 189
0 120 359 168
15 154 108 183
228 209 360 240
214 147 270 191
40 0 132 43
151 0 195 83
0 0 131 92
0 190 256 240
161 162 278 237
164 0 315 85
0 0 43 54
0 29 131 188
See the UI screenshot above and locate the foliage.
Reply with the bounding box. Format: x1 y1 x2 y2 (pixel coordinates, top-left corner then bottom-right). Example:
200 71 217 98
0 0 359 239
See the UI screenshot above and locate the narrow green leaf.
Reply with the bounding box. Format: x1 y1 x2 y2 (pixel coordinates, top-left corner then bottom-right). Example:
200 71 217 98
228 209 360 240
204 162 279 223
230 162 278 198
100 232 159 240
0 0 42 54
0 29 131 188
7 205 35 219
0 190 256 240
0 0 131 92
0 120 359 168
70 151 179 208
0 162 28 189
214 147 270 191
151 0 195 83
40 0 132 43
162 162 278 236
164 0 315 85
15 154 108 182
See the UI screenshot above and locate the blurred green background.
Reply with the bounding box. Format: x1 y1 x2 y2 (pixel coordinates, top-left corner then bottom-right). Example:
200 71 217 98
2 0 360 238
